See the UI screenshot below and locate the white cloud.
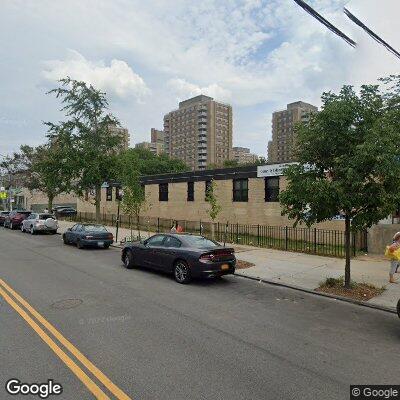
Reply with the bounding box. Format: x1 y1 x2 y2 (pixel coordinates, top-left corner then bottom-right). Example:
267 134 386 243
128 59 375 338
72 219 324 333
1 0 400 157
167 78 232 103
42 50 150 100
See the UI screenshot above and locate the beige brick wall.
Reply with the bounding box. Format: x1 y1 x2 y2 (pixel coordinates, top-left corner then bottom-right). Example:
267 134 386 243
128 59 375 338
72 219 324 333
75 177 345 231
142 177 345 231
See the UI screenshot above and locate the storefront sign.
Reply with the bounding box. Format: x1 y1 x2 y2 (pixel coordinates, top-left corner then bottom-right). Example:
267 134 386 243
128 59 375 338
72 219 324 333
257 163 298 177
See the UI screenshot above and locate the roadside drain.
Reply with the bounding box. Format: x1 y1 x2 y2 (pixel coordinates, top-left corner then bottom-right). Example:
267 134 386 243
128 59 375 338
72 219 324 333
51 299 83 310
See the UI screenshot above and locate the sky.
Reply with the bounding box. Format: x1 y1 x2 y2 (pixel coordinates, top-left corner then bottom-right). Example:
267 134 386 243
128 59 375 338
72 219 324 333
0 0 399 158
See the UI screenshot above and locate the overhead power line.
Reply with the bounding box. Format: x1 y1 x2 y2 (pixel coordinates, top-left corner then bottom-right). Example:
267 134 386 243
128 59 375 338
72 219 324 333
344 8 400 61
293 0 356 47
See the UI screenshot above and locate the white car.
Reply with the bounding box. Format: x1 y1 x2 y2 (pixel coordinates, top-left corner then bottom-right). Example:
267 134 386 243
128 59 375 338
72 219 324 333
21 213 58 235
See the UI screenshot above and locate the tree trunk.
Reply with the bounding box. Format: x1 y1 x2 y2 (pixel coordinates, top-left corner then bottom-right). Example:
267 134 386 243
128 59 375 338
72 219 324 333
136 214 141 240
344 215 351 289
95 184 101 223
47 194 54 211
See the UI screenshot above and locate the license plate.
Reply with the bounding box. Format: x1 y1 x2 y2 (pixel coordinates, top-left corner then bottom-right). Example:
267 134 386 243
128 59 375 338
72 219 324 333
221 264 229 271
97 241 104 247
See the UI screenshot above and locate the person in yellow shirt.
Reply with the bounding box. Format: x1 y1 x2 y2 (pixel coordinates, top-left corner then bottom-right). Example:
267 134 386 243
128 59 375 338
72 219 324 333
388 232 400 283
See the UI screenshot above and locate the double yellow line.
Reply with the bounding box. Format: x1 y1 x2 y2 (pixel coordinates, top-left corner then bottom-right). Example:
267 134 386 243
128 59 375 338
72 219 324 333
0 278 132 399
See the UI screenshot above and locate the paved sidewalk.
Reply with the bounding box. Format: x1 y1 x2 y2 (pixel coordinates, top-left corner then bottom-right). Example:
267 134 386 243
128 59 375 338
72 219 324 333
58 220 400 310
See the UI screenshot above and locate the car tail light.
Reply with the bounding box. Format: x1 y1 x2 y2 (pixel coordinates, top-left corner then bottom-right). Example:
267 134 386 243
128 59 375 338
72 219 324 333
199 253 215 263
108 233 113 240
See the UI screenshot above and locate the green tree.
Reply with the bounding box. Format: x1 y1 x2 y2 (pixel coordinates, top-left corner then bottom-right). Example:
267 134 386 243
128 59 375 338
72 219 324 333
117 148 188 238
279 78 400 288
20 139 72 210
205 180 222 238
47 78 123 222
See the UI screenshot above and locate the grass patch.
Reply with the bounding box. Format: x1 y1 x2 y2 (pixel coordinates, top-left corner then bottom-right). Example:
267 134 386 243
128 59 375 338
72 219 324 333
316 276 385 301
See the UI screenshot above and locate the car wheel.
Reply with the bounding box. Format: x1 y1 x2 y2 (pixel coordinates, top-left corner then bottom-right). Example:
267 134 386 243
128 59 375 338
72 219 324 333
21 224 25 233
76 240 84 249
104 244 110 249
397 298 400 319
62 234 69 245
30 226 35 235
10 222 14 230
174 260 191 284
123 250 135 269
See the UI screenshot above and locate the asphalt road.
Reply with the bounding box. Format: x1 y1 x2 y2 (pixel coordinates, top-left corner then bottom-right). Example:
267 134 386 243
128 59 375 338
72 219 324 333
1 226 399 400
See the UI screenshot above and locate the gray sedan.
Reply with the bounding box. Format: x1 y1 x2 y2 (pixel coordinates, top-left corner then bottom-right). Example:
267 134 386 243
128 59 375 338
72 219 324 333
21 213 58 235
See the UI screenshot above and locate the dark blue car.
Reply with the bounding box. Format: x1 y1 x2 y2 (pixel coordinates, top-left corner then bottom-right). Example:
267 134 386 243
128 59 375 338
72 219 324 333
121 233 236 284
62 223 113 249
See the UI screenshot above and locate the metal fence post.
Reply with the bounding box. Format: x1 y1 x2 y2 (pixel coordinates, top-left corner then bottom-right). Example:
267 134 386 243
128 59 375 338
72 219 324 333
285 226 288 250
157 217 160 233
314 228 317 253
236 223 239 243
257 224 260 246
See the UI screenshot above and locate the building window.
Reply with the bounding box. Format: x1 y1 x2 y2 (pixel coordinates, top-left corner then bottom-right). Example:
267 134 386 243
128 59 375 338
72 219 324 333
265 177 280 202
106 186 112 201
233 179 248 202
205 180 212 201
159 183 168 201
187 182 194 201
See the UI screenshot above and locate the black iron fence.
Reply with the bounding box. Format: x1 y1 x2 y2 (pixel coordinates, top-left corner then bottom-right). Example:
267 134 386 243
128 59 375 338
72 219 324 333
60 212 368 258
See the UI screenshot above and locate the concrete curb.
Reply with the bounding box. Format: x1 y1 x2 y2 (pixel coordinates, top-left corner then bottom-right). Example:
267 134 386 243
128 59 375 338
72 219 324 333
234 272 397 315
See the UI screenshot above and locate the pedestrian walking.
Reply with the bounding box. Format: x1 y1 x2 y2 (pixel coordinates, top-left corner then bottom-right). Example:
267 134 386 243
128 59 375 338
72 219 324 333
170 221 177 233
385 232 400 283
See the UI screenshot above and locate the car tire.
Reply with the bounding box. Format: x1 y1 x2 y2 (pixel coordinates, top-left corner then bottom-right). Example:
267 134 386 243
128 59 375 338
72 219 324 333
62 234 69 245
123 250 135 269
397 299 400 319
173 260 191 284
104 244 110 249
76 240 84 249
30 226 35 235
10 222 14 230
21 224 25 233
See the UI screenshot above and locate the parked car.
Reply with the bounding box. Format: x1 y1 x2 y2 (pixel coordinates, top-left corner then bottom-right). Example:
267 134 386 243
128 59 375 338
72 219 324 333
0 211 10 226
4 210 32 229
54 207 77 217
21 213 58 235
121 233 236 284
62 223 113 249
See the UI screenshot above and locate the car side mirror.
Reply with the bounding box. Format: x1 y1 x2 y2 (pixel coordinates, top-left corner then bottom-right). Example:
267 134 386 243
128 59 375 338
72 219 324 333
67 228 72 231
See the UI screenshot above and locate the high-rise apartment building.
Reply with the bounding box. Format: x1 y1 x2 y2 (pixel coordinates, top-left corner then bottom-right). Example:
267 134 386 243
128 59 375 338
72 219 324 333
267 101 317 163
108 124 130 150
163 95 232 170
232 147 259 164
150 128 165 153
135 141 163 156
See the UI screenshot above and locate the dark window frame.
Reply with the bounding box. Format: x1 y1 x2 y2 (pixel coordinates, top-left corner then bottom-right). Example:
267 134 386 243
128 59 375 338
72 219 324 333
265 177 280 202
159 183 169 201
106 186 113 202
233 178 248 202
187 181 194 201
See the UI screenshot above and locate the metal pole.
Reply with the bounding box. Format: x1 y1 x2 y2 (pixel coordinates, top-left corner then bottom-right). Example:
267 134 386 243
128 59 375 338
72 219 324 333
115 200 120 243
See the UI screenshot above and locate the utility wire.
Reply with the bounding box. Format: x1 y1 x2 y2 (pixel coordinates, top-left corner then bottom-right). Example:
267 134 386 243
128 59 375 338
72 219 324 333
293 0 356 47
344 8 400 61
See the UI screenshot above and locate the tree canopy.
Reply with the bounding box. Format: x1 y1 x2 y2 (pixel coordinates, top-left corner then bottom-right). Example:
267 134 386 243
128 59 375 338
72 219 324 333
280 76 400 287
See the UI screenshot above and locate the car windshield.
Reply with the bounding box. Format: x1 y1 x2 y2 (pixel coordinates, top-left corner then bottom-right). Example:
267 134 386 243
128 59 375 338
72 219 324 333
39 214 55 220
83 225 107 232
183 236 220 248
19 211 32 215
